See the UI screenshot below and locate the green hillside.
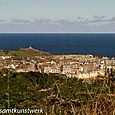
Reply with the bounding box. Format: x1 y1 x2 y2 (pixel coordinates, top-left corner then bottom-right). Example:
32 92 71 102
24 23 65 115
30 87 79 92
0 69 114 114
9 47 52 57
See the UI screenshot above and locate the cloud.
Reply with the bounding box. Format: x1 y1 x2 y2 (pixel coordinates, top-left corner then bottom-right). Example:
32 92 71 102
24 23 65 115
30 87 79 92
77 16 84 20
110 17 115 21
10 18 52 25
105 17 115 23
53 16 115 25
11 19 31 24
90 16 115 24
1 16 115 27
77 19 89 24
0 19 5 22
72 17 89 24
54 19 71 25
90 19 104 23
32 19 52 24
93 16 106 19
89 16 105 23
75 16 115 24
54 18 89 25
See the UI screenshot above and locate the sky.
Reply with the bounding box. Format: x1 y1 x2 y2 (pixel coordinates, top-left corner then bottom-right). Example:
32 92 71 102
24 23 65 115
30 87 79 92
0 0 115 32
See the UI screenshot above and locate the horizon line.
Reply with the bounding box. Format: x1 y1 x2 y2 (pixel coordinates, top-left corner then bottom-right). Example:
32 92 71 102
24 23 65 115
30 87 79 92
0 32 115 34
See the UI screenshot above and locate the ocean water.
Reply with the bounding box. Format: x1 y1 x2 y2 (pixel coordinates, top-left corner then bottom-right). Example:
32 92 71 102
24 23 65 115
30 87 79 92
0 33 115 58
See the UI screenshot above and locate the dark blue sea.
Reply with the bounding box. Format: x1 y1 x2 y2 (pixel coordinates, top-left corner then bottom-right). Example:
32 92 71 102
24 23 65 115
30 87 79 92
0 33 115 58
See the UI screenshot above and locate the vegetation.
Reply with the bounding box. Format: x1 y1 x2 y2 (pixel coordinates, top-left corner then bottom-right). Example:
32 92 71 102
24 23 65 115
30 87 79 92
9 47 51 58
0 69 114 114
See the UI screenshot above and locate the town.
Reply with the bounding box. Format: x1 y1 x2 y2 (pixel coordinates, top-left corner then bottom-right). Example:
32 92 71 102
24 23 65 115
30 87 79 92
0 47 115 79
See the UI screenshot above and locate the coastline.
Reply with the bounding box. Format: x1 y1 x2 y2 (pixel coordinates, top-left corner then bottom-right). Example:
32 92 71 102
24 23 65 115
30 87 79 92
0 47 115 80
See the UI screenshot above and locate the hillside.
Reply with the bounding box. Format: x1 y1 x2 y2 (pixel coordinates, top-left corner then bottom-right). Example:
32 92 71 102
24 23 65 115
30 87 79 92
0 70 114 114
8 47 52 57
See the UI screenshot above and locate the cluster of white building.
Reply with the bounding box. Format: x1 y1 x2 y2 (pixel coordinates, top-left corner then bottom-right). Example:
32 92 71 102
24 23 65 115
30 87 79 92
0 54 115 79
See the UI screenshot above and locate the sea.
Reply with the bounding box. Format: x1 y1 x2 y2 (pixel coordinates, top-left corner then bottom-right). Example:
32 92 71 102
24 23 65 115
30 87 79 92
0 33 115 58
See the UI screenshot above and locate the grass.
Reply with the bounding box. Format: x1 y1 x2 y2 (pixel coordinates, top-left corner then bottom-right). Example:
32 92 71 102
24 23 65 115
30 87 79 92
9 50 35 58
9 48 51 58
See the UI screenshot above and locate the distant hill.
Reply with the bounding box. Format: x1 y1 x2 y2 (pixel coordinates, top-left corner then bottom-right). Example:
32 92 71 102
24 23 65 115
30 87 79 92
0 47 52 57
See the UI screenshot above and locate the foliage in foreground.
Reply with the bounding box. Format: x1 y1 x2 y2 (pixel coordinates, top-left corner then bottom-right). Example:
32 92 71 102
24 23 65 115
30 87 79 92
0 69 115 115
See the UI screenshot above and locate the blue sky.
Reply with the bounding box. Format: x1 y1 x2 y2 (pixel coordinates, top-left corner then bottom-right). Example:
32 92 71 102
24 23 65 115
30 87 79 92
0 0 115 32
